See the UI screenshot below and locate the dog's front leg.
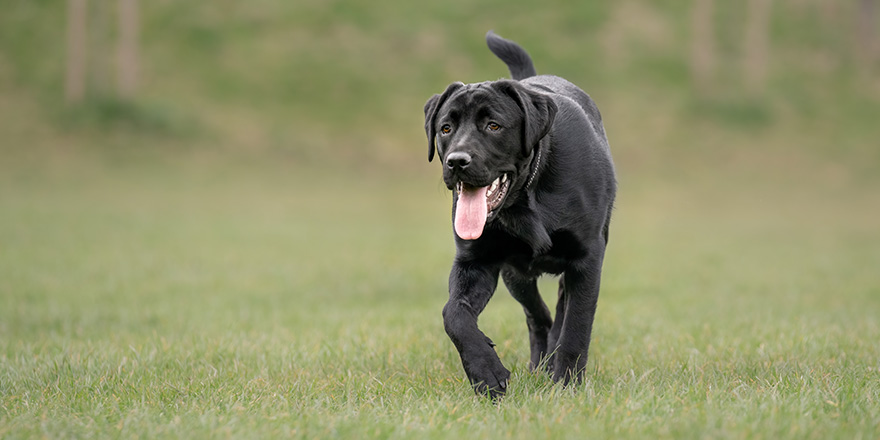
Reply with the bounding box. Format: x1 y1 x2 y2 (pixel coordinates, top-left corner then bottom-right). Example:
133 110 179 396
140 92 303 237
442 261 510 398
551 239 607 385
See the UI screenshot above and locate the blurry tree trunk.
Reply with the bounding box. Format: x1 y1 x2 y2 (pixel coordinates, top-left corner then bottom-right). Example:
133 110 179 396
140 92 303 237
857 0 878 70
117 0 139 98
743 0 772 95
691 0 716 95
90 1 110 95
65 0 88 103
819 0 840 22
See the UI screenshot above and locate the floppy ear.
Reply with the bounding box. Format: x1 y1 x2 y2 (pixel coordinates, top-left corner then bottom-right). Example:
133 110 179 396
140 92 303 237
495 81 557 156
424 82 464 162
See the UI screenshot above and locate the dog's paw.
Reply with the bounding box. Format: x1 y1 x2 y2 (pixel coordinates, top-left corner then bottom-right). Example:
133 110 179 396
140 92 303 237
550 350 587 385
464 357 511 399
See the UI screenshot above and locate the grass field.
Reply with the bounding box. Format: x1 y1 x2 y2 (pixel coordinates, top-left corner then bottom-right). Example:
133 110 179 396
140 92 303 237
1 143 878 438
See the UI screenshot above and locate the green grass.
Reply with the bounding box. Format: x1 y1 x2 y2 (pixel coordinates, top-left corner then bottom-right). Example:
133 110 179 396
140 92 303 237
1 150 878 439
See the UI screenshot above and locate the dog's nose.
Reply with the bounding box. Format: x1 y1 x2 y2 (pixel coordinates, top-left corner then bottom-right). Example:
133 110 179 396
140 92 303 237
446 152 472 170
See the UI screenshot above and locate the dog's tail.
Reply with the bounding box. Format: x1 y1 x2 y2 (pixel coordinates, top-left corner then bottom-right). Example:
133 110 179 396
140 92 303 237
486 30 537 80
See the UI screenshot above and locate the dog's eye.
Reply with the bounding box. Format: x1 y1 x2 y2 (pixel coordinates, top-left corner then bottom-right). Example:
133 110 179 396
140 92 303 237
487 122 501 131
440 124 452 135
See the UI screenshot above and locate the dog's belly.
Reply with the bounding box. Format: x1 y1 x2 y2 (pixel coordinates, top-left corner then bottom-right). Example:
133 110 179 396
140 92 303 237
531 255 568 276
505 253 569 277
504 230 586 277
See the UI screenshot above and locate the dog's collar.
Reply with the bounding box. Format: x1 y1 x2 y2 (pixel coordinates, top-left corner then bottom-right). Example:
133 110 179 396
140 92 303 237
524 140 544 190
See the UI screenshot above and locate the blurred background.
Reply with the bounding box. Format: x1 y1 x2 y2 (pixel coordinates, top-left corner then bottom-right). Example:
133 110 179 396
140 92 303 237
2 0 877 175
1 0 878 326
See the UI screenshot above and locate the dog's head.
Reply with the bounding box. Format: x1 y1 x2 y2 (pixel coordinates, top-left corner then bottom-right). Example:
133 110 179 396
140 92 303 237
424 80 557 240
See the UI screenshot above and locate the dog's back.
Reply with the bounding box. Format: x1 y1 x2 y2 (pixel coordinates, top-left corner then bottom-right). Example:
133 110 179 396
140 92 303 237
487 31 609 153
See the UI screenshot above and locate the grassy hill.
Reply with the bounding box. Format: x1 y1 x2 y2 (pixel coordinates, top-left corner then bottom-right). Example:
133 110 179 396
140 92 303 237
2 1 878 170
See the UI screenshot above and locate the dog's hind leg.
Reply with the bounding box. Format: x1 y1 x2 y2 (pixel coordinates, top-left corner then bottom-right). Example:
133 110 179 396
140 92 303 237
501 266 553 371
546 275 565 370
550 239 606 384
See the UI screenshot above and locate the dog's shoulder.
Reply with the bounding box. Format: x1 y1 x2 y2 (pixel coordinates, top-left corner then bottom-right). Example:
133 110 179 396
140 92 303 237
522 76 600 124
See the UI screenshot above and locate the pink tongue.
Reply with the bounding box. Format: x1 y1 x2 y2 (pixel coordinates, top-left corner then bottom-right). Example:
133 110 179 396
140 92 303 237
454 185 489 240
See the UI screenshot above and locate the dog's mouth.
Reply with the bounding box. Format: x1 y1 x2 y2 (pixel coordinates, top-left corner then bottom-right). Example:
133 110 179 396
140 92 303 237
454 173 511 240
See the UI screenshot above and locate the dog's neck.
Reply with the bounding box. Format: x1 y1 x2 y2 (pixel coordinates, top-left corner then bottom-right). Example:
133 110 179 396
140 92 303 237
496 136 553 255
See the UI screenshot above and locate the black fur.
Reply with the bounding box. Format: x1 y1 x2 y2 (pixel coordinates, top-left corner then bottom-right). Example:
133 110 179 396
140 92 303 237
485 30 537 80
423 32 617 398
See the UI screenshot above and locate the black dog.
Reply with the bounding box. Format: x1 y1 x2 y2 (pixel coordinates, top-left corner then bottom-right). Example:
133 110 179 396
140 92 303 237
423 31 616 398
